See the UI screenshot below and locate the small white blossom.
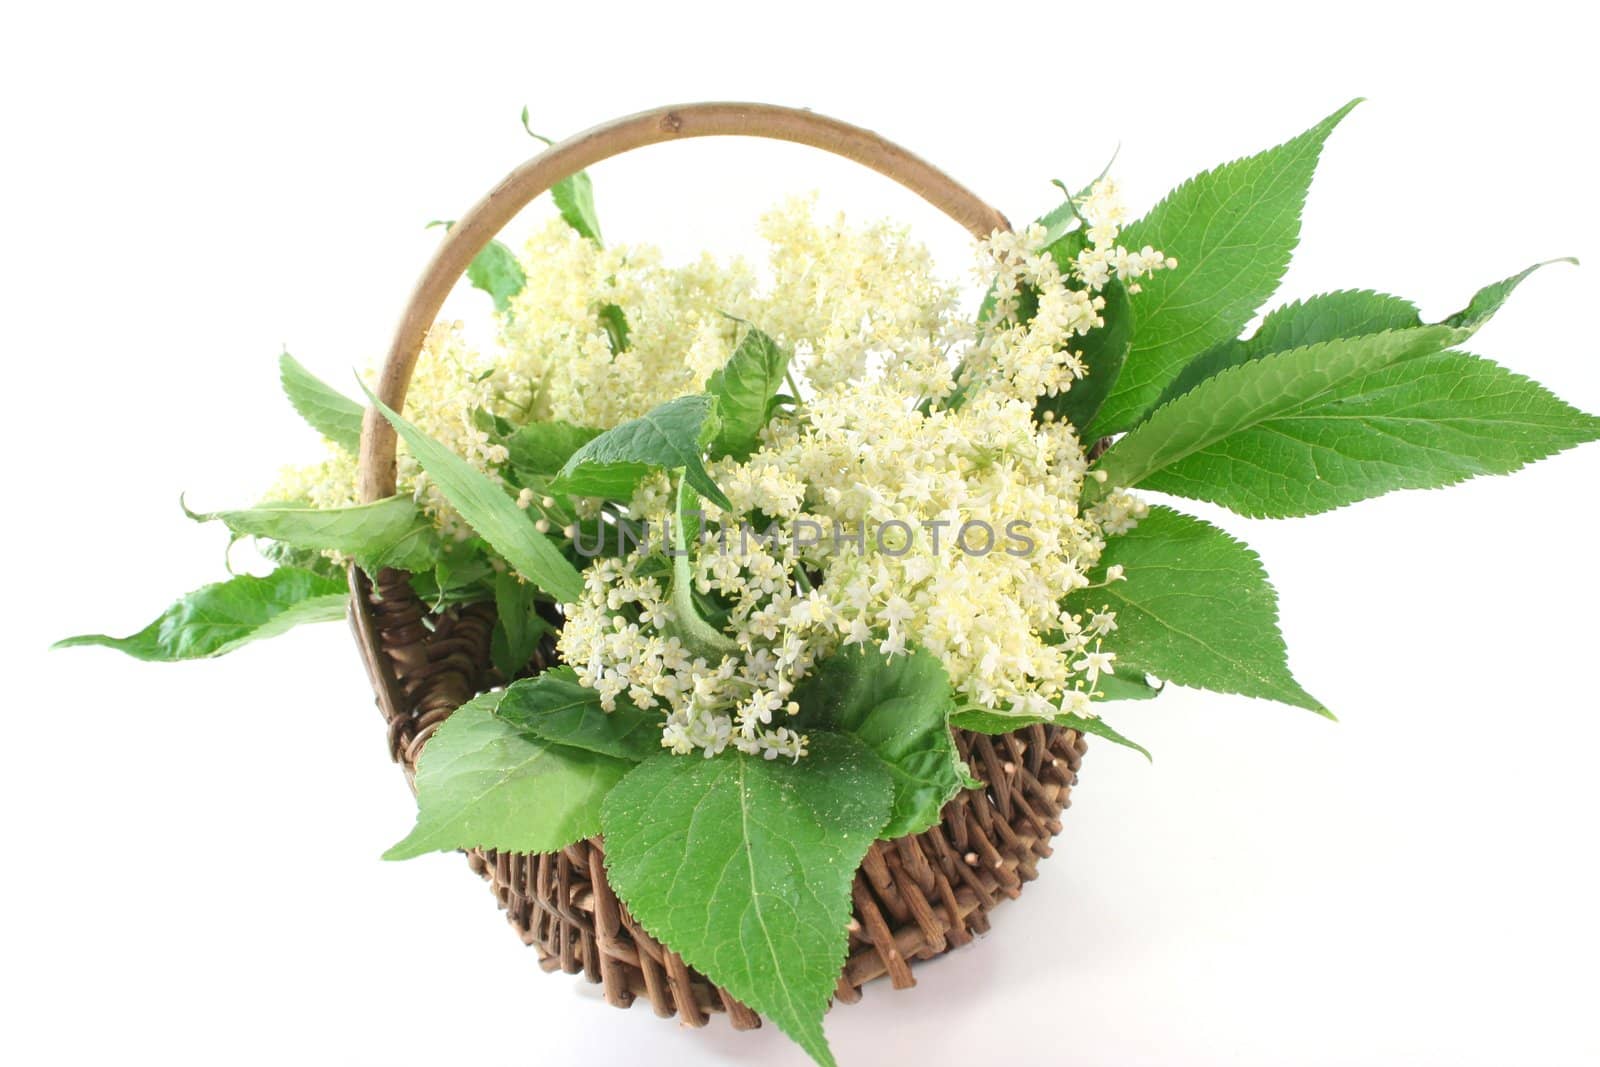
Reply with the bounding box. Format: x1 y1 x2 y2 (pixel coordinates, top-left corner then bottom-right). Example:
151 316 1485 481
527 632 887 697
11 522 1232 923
1072 649 1117 685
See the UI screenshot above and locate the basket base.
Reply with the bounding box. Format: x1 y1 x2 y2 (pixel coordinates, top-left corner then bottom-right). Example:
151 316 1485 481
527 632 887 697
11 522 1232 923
350 567 1086 1029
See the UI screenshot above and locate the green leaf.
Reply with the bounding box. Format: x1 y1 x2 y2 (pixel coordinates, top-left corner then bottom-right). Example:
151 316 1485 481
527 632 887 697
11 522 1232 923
1101 327 1600 517
950 707 1151 760
54 568 347 661
1096 671 1164 702
506 420 602 478
1057 713 1149 757
669 479 739 659
548 459 649 501
554 394 731 510
466 238 527 313
279 351 364 451
1095 325 1460 509
521 110 605 243
601 733 894 1067
490 572 551 677
185 495 440 575
791 645 968 838
552 170 602 243
257 537 346 582
409 543 496 610
1152 289 1423 411
1250 289 1423 350
1091 100 1362 435
364 386 584 602
494 667 661 763
1034 196 1082 250
1443 257 1577 331
428 221 527 313
598 301 630 353
1164 348 1600 515
1148 263 1571 413
384 689 632 860
1071 506 1324 714
706 326 791 459
948 708 1045 734
1037 279 1134 433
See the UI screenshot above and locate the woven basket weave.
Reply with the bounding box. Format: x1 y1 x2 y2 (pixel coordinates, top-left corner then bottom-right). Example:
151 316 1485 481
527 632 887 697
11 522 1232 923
347 103 1089 1029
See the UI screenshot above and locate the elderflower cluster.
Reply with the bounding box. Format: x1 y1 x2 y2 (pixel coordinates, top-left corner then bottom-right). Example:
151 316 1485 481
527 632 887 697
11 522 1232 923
765 384 1124 713
558 526 820 761
558 364 1139 756
266 200 953 515
959 178 1177 404
272 185 1167 759
560 182 1173 757
496 220 761 428
750 196 962 391
1074 177 1179 293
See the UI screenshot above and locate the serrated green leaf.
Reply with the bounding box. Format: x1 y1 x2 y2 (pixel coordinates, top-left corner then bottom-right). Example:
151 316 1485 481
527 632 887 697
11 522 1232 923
601 733 893 1067
384 689 631 860
1101 327 1600 517
706 326 791 459
1443 258 1577 331
791 645 968 838
1151 349 1600 515
1095 325 1461 510
364 386 584 601
54 568 347 661
1070 506 1324 714
506 420 602 478
1147 263 1571 414
185 495 440 575
466 238 527 313
1152 289 1423 411
1252 289 1423 350
554 394 731 510
550 459 651 500
494 667 661 763
279 352 364 450
950 707 1151 760
1038 279 1134 433
1091 100 1361 435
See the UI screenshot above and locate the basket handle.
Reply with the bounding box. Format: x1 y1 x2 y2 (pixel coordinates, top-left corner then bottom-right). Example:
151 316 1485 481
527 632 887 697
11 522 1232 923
357 102 1012 501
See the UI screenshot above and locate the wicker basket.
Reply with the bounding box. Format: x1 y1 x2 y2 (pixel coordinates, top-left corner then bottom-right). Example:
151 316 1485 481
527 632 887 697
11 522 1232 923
347 103 1089 1029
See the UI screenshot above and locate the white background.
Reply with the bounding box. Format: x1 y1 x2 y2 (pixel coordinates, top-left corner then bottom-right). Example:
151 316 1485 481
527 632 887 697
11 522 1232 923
3 3 1597 1064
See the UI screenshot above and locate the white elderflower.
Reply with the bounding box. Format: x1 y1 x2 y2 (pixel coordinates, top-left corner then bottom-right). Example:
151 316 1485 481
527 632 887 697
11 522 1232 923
276 189 1167 756
1072 649 1117 685
1087 490 1149 536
